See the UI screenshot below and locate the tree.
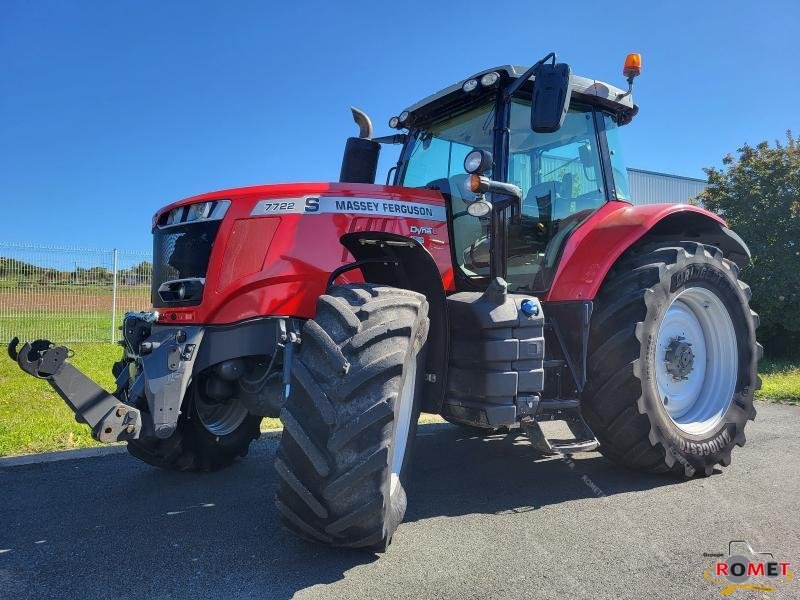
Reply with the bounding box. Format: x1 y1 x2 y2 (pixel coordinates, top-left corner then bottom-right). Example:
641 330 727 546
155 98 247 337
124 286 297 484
698 132 800 356
119 261 152 285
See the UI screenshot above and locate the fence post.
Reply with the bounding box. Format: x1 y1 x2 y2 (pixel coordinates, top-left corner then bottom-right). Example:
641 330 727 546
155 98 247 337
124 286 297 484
110 248 119 343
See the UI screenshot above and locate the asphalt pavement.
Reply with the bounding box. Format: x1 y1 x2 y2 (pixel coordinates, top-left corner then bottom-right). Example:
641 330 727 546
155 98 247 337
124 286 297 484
1 401 797 600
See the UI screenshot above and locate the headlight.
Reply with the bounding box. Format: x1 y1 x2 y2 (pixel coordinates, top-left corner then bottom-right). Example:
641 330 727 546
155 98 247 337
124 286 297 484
157 278 205 303
388 116 400 129
398 111 410 124
187 202 211 221
463 149 493 174
480 72 499 87
467 199 493 218
462 78 478 93
157 199 230 228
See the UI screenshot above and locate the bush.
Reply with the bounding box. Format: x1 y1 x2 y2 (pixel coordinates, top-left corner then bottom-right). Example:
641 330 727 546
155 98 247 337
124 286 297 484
697 132 800 357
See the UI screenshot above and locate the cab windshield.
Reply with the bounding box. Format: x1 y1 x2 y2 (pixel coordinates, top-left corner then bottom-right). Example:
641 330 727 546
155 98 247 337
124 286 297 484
400 101 495 271
399 97 619 292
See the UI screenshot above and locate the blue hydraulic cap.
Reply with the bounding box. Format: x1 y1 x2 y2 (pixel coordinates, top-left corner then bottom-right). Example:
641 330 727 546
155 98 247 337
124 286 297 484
520 298 539 317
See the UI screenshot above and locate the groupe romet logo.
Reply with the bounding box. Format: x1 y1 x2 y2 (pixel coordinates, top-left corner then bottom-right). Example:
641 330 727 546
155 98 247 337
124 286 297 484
703 541 793 595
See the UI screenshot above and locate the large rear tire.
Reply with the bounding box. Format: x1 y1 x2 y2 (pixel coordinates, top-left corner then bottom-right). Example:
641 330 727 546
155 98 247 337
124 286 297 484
275 284 429 551
582 242 760 477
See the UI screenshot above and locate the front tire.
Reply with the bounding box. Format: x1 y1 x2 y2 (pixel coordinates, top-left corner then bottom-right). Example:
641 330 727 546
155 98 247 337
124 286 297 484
275 284 429 550
127 384 262 471
582 242 760 477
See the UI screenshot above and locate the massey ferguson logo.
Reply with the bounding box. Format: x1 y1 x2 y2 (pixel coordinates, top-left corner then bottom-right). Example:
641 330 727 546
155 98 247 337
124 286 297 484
249 197 447 221
703 541 793 595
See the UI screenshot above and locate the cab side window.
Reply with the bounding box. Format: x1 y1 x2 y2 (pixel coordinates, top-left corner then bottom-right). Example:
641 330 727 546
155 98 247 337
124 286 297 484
603 113 632 201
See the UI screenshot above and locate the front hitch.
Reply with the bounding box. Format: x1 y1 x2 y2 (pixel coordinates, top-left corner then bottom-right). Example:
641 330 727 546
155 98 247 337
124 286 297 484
7 337 143 443
8 337 67 378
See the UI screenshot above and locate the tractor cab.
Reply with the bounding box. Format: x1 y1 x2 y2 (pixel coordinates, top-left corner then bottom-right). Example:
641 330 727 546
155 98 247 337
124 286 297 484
388 60 638 294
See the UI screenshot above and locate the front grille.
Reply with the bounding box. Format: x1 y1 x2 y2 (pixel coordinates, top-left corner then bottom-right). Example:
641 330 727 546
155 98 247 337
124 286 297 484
151 220 221 307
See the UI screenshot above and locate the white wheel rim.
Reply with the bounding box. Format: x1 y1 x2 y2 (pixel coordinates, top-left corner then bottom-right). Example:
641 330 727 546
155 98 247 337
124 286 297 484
390 358 417 495
655 286 737 435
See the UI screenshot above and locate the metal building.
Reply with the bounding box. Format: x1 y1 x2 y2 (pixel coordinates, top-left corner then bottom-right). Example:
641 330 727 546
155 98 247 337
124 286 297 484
627 168 707 205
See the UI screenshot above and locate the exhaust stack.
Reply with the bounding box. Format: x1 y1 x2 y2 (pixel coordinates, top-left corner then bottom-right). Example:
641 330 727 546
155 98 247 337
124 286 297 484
339 107 380 184
350 107 373 140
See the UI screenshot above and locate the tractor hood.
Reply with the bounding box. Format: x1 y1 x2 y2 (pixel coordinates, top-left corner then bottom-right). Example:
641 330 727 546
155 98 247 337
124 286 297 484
153 182 446 226
150 182 453 326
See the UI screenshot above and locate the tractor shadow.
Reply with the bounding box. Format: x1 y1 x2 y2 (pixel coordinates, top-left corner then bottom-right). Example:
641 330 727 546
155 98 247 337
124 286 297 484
405 423 682 522
0 423 684 600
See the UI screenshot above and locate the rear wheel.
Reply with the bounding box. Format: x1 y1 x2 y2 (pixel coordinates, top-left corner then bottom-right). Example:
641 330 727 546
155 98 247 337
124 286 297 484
275 284 429 551
582 242 760 477
127 382 262 471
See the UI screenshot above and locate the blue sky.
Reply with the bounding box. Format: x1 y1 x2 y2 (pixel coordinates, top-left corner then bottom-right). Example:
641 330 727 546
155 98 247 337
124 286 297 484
2 0 797 252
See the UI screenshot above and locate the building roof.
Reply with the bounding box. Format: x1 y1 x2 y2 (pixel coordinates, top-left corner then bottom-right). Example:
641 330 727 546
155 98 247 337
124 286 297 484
627 167 707 184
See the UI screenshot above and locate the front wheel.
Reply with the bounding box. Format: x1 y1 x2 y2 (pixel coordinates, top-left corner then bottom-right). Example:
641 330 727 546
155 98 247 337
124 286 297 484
127 382 262 471
275 284 429 550
582 242 760 477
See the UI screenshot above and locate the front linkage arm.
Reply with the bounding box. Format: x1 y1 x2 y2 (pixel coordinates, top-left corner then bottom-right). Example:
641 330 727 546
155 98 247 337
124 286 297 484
8 337 143 443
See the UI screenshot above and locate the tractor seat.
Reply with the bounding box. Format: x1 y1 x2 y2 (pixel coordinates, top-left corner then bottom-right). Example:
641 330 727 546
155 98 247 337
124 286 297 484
524 174 574 216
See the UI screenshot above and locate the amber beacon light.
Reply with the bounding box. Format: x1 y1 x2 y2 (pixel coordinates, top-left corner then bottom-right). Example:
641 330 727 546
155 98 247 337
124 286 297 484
623 53 642 80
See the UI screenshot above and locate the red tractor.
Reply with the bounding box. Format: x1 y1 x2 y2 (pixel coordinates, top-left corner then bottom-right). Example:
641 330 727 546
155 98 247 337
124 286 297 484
10 53 760 551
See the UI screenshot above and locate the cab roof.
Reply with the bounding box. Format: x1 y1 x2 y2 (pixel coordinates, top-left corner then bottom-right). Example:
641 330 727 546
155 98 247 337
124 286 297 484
401 64 637 125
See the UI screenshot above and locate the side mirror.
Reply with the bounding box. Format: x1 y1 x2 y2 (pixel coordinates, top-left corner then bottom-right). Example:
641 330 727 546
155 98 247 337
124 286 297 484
531 62 571 133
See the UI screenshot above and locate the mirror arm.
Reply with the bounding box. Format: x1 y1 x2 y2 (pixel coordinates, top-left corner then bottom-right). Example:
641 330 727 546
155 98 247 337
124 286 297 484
504 52 557 100
472 177 523 222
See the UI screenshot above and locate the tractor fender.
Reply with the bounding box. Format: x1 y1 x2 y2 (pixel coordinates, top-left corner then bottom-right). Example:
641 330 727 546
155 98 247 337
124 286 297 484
339 231 448 414
546 201 750 302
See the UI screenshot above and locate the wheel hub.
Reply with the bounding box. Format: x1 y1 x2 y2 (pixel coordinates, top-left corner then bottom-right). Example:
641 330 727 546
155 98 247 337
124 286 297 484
664 337 695 381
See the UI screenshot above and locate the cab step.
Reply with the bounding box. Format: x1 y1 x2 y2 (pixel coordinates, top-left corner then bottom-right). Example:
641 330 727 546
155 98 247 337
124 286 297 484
523 413 599 455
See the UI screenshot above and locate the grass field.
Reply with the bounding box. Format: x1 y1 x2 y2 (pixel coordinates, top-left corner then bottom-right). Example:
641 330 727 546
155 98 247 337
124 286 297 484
0 343 797 457
757 358 800 401
0 286 151 343
0 343 285 457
